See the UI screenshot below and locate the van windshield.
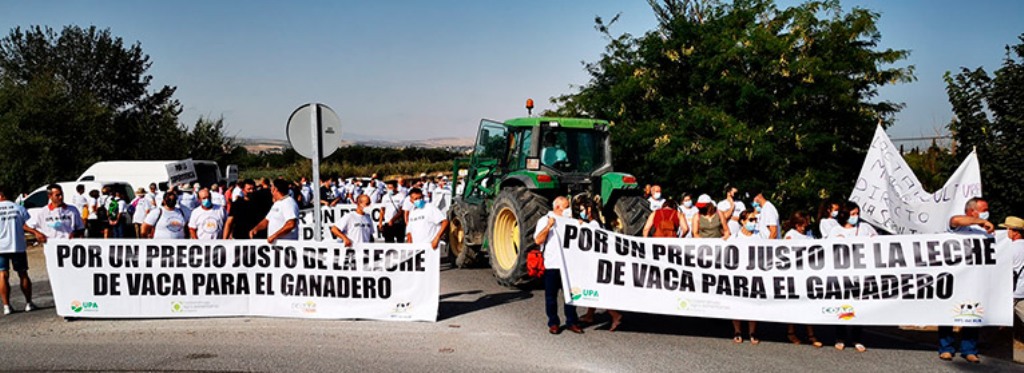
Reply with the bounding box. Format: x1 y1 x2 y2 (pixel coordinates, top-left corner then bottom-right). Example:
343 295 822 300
194 163 220 187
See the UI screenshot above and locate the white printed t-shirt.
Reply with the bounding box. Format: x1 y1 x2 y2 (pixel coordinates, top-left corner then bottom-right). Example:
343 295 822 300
819 218 840 238
145 207 188 239
334 211 374 244
0 201 30 253
533 213 567 270
407 203 445 245
266 197 300 240
784 229 811 240
28 204 84 239
188 207 226 240
380 192 406 224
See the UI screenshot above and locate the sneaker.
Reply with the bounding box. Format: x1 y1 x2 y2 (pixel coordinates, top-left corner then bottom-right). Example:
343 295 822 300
24 302 36 312
2 305 10 315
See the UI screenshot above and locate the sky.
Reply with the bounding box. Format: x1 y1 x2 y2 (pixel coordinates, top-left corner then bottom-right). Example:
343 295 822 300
1 0 1022 144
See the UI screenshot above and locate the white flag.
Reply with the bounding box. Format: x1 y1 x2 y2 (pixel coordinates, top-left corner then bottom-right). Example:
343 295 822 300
850 126 982 234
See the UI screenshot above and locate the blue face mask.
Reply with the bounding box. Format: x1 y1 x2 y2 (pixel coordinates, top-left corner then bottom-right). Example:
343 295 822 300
202 199 213 208
848 216 859 226
683 201 693 208
580 211 588 220
414 200 426 209
744 222 757 232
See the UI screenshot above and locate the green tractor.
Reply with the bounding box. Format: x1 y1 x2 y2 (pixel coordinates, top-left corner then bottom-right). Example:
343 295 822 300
448 116 650 286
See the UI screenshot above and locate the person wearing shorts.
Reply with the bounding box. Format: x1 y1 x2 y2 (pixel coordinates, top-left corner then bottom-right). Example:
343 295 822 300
0 186 46 315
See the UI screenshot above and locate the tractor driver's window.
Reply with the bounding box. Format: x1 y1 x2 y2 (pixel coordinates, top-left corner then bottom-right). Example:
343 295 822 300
541 131 567 167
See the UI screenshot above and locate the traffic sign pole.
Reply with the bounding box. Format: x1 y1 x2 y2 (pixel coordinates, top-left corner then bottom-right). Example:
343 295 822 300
311 103 323 242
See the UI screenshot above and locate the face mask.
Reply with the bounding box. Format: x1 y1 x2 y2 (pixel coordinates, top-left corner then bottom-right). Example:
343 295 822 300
652 193 662 200
202 199 213 208
831 211 838 218
166 198 177 208
978 211 990 221
561 209 572 218
388 190 395 196
744 222 757 232
414 200 426 209
580 211 588 220
752 201 760 208
848 216 859 226
683 201 693 208
755 206 762 213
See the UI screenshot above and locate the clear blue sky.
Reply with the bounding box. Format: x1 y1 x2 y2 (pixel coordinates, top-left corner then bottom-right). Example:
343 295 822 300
2 0 1022 142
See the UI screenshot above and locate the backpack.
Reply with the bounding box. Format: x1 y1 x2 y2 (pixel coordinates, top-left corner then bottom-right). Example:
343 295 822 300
652 209 679 237
107 199 120 220
93 198 109 221
526 250 545 278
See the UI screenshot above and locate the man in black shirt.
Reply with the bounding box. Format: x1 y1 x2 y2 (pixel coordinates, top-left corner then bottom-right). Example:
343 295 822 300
223 180 266 239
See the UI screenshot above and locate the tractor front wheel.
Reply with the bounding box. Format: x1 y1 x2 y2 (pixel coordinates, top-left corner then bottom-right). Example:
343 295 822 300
486 187 549 287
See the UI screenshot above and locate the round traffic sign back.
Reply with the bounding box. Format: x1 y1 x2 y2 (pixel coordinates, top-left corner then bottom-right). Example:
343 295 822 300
286 103 343 159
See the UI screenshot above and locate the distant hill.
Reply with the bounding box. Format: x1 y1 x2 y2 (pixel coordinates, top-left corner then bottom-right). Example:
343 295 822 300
236 136 473 154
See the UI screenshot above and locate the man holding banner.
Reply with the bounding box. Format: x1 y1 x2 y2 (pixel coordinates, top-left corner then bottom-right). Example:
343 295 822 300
938 198 994 363
331 195 374 247
535 196 582 335
250 179 300 243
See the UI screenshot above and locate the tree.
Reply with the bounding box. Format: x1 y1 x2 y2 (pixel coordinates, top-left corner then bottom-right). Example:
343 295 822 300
186 116 237 165
945 34 1024 221
551 0 913 213
0 25 188 192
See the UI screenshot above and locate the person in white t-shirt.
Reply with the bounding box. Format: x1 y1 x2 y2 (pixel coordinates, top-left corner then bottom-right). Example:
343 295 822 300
71 184 89 215
781 210 822 347
817 200 841 238
1000 217 1024 334
131 188 153 238
825 201 872 353
405 188 447 249
210 184 227 210
142 191 189 239
189 188 226 240
0 188 46 314
648 185 665 210
678 194 699 237
534 196 582 334
250 179 299 243
331 195 374 247
938 197 991 363
750 189 779 239
827 202 878 239
717 186 746 236
27 184 85 240
378 181 407 243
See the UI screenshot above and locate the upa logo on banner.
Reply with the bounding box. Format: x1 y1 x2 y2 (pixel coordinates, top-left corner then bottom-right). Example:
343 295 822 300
952 301 984 324
821 305 856 320
70 300 98 313
570 287 600 302
390 301 415 319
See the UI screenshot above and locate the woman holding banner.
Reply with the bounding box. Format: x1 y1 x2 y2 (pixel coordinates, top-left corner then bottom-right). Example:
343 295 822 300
576 198 624 331
827 201 874 353
783 212 823 347
692 194 730 239
730 209 760 344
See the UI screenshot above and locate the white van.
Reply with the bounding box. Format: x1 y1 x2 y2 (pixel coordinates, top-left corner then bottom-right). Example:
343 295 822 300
77 160 231 191
21 181 134 209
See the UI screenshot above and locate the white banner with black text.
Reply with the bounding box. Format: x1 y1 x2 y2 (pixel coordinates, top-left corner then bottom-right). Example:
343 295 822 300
45 239 439 321
557 223 1013 326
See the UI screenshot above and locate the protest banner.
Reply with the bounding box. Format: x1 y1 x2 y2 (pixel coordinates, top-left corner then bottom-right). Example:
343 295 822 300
556 221 1013 326
44 239 439 321
299 204 387 241
165 159 198 185
850 126 982 234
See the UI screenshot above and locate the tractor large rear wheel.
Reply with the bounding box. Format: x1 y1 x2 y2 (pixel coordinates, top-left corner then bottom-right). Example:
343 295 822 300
609 195 650 236
486 187 549 287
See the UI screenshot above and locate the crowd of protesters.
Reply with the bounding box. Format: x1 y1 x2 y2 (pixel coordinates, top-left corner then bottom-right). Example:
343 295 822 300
537 183 1022 365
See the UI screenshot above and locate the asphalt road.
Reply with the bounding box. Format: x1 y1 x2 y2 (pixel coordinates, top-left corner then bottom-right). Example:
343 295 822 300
0 245 1019 372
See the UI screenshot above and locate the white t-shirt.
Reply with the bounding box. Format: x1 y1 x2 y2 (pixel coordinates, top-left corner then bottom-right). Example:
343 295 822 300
188 206 226 240
145 207 188 239
380 192 406 223
819 218 840 238
28 204 84 239
333 211 374 244
0 201 30 253
757 201 780 239
406 203 446 244
179 192 198 210
132 196 152 224
1007 239 1024 299
266 197 300 240
717 200 746 219
211 191 227 208
649 197 665 211
784 229 811 240
828 223 878 238
70 192 89 212
85 196 98 221
533 212 565 269
678 205 699 237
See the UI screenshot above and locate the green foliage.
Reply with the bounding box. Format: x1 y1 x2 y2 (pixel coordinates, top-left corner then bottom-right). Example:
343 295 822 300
945 34 1024 221
0 25 235 193
186 115 237 165
551 0 913 212
903 142 954 192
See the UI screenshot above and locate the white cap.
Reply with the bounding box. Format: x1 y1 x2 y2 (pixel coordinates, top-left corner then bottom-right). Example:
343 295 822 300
697 194 713 205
